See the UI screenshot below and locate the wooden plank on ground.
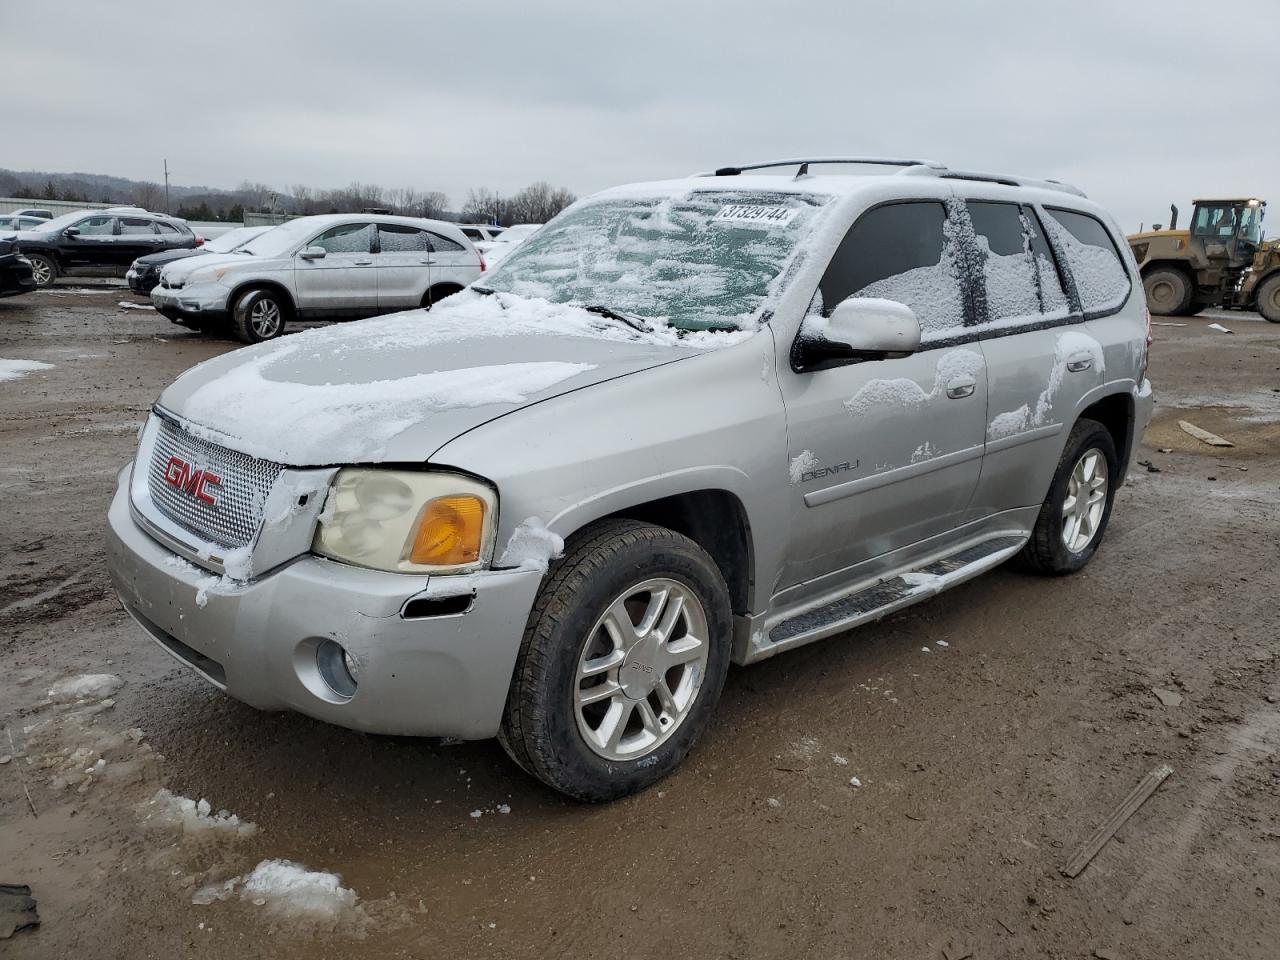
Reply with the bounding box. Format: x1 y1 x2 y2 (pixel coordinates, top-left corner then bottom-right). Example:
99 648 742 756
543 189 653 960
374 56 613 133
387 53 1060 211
1178 420 1234 447
1061 764 1173 879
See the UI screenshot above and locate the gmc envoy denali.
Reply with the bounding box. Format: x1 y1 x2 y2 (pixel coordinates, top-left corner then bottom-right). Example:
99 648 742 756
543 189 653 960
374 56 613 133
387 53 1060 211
106 158 1154 800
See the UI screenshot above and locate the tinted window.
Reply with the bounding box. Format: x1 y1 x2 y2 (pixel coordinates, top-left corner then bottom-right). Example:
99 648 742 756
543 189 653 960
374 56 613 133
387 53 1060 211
120 218 157 235
427 232 465 253
460 227 483 241
967 201 1068 323
818 201 965 338
155 222 181 236
76 215 115 236
378 224 431 253
1043 208 1130 314
310 222 373 254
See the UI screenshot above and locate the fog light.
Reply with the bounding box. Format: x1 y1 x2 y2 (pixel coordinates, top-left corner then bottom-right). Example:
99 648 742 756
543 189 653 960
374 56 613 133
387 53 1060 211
316 639 358 699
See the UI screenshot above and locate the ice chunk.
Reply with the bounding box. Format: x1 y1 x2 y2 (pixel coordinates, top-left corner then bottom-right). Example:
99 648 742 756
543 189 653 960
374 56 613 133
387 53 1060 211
497 517 565 573
139 788 258 839
48 674 123 703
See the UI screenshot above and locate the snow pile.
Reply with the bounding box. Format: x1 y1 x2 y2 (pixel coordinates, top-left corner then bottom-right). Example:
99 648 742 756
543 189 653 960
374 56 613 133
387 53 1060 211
497 517 564 573
789 450 818 484
0 358 54 383
194 859 361 925
48 674 123 703
23 702 153 793
117 300 155 311
139 788 258 839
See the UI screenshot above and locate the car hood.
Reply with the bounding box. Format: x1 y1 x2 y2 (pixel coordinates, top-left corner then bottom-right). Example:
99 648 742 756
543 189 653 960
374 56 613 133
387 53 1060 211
156 292 731 467
138 248 201 268
161 251 255 281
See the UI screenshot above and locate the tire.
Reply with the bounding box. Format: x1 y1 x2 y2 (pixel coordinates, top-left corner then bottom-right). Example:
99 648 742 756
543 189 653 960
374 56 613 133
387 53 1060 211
231 287 289 344
1017 419 1119 576
499 519 733 802
26 253 58 288
1257 274 1280 324
1143 268 1192 316
420 284 462 310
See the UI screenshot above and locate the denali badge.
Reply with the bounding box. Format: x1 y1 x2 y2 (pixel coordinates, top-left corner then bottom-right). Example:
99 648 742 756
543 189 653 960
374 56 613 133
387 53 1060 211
163 455 221 506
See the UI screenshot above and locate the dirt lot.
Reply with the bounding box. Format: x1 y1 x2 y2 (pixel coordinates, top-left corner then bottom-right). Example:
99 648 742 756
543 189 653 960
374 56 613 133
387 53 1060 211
1 283 1277 959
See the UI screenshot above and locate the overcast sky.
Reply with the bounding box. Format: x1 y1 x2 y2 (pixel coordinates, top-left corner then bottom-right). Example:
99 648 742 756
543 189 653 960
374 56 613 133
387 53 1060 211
4 0 1277 230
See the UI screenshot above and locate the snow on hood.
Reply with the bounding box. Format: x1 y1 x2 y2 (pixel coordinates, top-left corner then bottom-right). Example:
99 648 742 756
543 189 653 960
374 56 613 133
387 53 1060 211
160 251 251 282
159 291 751 465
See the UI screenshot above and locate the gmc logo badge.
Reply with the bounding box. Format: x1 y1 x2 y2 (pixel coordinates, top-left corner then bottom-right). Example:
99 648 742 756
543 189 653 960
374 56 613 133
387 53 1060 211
163 455 221 506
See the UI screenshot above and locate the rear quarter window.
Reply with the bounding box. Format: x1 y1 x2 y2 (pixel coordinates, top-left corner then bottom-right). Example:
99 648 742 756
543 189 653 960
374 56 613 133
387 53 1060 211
1043 208 1131 315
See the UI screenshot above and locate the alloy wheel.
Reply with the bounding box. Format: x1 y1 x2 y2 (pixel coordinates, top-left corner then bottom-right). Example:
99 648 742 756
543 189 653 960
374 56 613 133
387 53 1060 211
1061 447 1108 553
249 298 281 338
574 578 710 761
30 258 53 286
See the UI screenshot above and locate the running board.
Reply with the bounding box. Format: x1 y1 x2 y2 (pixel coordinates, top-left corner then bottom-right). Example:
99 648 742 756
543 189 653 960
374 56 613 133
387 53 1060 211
752 535 1027 661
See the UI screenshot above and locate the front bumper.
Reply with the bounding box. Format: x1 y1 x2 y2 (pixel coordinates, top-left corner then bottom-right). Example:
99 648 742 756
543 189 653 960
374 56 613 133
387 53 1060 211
106 465 543 739
126 269 157 294
0 258 36 298
150 282 230 322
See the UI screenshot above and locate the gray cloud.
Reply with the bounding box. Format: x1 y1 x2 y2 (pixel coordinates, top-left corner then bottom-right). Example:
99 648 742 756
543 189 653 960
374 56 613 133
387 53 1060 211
4 0 1277 229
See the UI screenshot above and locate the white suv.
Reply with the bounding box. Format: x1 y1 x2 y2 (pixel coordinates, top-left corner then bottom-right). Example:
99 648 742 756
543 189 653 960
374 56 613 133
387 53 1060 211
151 214 483 342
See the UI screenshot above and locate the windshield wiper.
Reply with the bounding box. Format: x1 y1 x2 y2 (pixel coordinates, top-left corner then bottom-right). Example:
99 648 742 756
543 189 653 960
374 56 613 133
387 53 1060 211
472 286 495 295
583 304 653 333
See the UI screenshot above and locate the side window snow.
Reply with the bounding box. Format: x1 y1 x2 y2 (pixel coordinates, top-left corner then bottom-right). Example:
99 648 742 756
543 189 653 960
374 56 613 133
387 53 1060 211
311 223 373 254
966 201 1069 325
1042 208 1131 315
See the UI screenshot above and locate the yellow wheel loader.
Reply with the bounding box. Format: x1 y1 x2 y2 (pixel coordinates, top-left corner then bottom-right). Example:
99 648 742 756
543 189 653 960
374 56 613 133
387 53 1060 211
1128 198 1280 322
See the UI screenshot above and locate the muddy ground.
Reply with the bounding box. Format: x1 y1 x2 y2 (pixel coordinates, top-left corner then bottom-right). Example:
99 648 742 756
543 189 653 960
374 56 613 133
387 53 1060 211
1 283 1277 959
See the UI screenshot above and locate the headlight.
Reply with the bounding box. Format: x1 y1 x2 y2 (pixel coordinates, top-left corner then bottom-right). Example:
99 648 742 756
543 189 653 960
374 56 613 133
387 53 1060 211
313 468 497 574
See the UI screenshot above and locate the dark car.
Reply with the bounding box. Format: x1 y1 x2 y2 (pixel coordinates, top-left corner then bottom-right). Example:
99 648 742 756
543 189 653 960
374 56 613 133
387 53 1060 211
12 208 54 219
0 235 37 299
126 224 270 293
14 210 200 287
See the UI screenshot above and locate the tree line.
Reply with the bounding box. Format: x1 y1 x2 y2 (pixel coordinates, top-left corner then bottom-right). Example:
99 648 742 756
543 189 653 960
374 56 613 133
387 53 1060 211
0 168 576 226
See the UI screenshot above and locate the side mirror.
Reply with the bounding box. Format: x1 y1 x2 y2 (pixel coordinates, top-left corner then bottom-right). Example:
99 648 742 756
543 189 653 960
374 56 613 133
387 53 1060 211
792 297 921 372
299 246 327 260
63 227 81 238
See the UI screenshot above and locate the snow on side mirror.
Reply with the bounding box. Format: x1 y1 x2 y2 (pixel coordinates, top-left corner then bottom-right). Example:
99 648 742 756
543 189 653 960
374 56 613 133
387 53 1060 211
792 297 921 372
299 246 327 260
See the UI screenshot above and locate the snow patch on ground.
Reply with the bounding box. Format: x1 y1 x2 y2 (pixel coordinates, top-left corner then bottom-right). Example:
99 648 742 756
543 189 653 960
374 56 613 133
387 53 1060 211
139 788 258 840
497 517 564 573
0 358 54 383
117 300 155 311
48 674 123 703
789 450 818 484
194 859 361 926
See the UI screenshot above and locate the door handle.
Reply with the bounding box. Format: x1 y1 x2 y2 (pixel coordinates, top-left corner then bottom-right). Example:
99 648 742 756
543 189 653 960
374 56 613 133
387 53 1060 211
419 257 434 265
945 375 976 399
1066 353 1094 372
354 259 373 266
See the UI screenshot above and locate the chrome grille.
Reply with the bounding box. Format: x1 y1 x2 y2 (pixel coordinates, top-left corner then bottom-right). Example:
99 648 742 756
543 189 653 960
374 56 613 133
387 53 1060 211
147 417 282 548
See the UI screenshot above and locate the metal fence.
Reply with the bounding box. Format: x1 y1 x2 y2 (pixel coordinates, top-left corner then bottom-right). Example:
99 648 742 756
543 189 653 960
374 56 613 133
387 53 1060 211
0 196 116 216
244 211 296 227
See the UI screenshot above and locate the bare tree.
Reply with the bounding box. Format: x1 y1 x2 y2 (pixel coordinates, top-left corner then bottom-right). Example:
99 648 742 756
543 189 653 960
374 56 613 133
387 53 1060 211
420 191 450 219
130 181 164 211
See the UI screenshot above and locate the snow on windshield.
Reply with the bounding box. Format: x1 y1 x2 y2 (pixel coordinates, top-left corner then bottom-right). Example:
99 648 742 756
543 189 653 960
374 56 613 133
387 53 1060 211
482 190 829 331
204 226 266 254
238 219 320 258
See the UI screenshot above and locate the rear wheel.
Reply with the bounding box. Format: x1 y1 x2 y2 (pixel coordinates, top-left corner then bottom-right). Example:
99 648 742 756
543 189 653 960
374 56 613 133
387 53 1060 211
420 284 463 310
1017 419 1118 576
1143 268 1192 316
231 287 289 343
1257 274 1280 323
27 254 57 287
499 520 732 801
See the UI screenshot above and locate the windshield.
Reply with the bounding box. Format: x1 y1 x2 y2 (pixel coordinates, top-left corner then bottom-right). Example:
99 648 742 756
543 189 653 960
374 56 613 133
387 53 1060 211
23 210 96 233
238 219 318 258
481 190 828 330
204 226 267 254
1238 204 1264 245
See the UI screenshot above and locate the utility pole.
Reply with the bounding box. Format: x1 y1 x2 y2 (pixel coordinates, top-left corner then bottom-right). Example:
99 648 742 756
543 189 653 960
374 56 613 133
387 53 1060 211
163 159 171 215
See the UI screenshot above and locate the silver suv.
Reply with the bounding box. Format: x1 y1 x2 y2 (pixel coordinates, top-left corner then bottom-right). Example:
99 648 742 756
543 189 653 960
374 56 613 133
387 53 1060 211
150 214 483 343
106 158 1154 800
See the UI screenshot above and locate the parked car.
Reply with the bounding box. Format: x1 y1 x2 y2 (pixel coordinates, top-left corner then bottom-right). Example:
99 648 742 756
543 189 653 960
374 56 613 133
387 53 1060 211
0 235 36 298
475 222 542 266
11 208 53 220
127 225 272 294
457 224 505 244
0 214 50 233
14 210 200 287
151 214 482 342
106 157 1153 800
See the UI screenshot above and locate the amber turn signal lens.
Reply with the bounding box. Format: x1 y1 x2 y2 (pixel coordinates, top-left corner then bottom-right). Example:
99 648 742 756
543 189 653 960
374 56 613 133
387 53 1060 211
409 496 486 566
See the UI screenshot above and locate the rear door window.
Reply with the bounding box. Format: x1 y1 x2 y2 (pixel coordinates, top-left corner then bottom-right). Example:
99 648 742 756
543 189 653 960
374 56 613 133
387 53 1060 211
427 232 466 253
817 200 966 340
155 222 181 236
76 215 116 236
966 201 1069 326
1043 208 1131 314
120 218 158 235
377 224 431 253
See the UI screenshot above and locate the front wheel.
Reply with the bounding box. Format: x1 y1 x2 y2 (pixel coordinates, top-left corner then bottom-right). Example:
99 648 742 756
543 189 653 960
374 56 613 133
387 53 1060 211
1143 268 1192 316
499 520 732 801
231 287 288 343
26 253 58 287
1017 419 1119 575
1257 274 1280 323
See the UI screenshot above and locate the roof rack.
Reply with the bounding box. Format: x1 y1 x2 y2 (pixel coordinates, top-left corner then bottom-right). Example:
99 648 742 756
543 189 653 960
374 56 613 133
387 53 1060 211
696 157 1086 198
